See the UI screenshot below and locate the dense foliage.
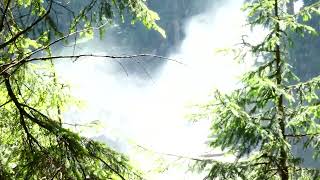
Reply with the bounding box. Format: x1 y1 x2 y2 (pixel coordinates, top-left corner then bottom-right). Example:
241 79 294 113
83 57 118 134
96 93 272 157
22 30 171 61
0 0 163 179
192 0 320 179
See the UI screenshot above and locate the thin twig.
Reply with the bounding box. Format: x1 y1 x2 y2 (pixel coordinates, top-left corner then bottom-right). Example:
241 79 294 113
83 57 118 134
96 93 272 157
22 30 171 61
136 144 224 162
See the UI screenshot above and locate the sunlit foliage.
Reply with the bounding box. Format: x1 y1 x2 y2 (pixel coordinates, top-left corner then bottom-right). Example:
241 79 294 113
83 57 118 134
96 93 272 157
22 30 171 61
0 0 164 179
191 0 320 179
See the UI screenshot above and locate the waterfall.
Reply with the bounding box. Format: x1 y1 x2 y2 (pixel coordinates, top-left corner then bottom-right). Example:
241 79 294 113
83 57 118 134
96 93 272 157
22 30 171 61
56 0 267 179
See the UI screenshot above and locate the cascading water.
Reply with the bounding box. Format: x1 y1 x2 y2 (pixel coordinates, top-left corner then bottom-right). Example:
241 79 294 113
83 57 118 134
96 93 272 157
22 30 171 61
56 0 271 179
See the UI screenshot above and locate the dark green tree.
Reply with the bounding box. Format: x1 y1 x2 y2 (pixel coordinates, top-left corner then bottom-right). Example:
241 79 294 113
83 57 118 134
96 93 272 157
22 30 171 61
192 0 320 179
0 0 164 179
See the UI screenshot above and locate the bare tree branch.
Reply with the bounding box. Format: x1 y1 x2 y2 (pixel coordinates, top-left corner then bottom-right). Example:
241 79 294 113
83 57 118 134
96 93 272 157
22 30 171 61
28 54 183 64
136 144 224 162
0 53 183 77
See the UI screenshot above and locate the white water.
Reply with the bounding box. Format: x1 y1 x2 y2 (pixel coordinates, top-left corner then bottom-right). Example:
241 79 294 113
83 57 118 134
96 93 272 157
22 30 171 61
56 0 268 179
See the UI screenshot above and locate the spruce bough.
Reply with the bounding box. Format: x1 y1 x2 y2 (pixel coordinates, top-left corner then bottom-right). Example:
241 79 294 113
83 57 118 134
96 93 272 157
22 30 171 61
192 0 320 179
0 0 164 179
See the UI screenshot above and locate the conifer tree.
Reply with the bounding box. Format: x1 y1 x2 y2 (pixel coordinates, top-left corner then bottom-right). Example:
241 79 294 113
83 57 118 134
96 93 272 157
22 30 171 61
0 0 164 179
192 0 320 179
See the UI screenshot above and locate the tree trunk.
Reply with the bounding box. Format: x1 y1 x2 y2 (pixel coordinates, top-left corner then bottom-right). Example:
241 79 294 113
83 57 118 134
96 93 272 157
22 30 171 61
274 0 289 180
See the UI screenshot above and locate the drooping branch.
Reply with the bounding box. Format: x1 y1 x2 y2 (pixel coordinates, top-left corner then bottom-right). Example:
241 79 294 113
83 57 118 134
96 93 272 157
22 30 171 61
19 111 42 150
3 75 137 179
4 75 50 130
3 75 43 150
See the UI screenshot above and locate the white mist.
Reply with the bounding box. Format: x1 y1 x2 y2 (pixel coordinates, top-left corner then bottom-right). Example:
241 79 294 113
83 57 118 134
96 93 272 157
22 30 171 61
56 0 269 179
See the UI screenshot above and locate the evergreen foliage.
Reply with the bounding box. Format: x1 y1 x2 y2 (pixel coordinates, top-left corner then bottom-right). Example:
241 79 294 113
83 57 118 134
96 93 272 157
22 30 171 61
192 0 320 179
288 0 320 168
0 0 163 179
